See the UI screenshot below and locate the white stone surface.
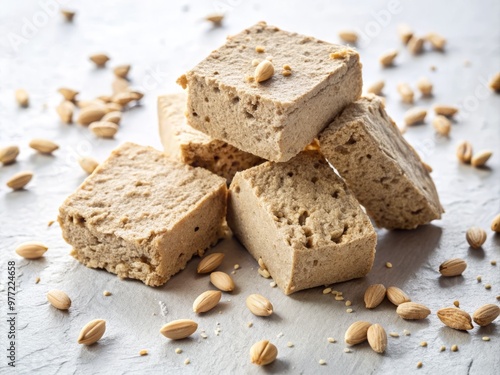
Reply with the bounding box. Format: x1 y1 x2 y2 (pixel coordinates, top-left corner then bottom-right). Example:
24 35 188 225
0 0 499 374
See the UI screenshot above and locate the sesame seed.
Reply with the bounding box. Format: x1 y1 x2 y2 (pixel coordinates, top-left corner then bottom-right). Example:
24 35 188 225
231 270 236 275
282 70 292 77
485 284 492 290
385 262 393 268
200 333 208 339
277 332 284 338
327 337 336 343
287 342 294 347
139 349 148 356
103 290 112 296
403 329 411 336
482 336 490 341
47 220 55 227
389 332 400 338
496 295 500 301
319 359 326 365
233 264 240 270
283 64 292 71
184 358 190 365
247 322 253 328
175 348 182 354
270 281 277 288
346 308 353 313
345 300 352 307
35 277 40 284
344 348 352 353
420 341 427 347
251 59 260 67
451 345 458 352
255 46 265 53
477 275 482 282
417 362 423 369
335 296 345 301
453 300 460 307
440 346 446 352
491 260 497 266
323 287 332 294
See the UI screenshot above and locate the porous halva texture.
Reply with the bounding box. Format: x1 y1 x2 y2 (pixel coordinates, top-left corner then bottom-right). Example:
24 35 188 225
319 94 444 229
58 142 227 286
179 21 362 162
158 93 263 183
227 151 377 295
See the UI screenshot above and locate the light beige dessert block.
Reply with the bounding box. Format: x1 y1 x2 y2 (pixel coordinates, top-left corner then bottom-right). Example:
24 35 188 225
158 93 263 183
178 21 362 162
58 142 227 286
319 95 444 230
227 151 377 295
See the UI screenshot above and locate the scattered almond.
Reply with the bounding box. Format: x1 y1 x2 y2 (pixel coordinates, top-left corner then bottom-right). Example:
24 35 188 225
58 88 79 102
254 60 274 83
364 284 386 309
404 107 427 126
139 349 148 356
197 253 224 274
0 145 20 165
456 141 473 164
77 106 107 125
417 77 433 96
367 324 387 353
193 290 222 313
89 121 119 138
113 64 131 79
246 294 273 316
398 24 413 44
90 53 110 67
379 50 398 67
433 115 451 136
396 302 431 320
61 9 75 22
210 271 235 292
15 241 47 259
77 319 106 345
386 286 411 306
472 304 500 326
112 77 130 94
408 36 424 55
29 139 59 154
79 156 99 174
471 150 493 168
112 92 136 106
47 290 71 310
250 340 277 366
6 171 33 190
77 99 106 109
101 111 122 125
160 319 198 340
427 32 446 50
491 214 500 232
205 14 224 26
366 80 385 95
466 227 487 249
434 104 458 117
258 268 271 278
345 321 371 345
338 30 358 44
489 72 500 91
397 83 414 104
439 258 467 277
56 101 75 124
437 307 473 331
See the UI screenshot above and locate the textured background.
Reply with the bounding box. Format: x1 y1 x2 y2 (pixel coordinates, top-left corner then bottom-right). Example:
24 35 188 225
1 0 499 374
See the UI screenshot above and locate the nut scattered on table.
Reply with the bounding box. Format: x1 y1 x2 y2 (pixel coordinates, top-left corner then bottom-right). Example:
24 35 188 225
345 321 371 345
210 271 235 292
58 88 79 102
29 139 59 154
417 77 433 96
437 307 473 331
78 156 99 174
90 53 110 67
246 294 274 316
433 115 451 136
366 80 385 95
15 89 29 107
250 340 278 366
466 227 487 249
386 286 411 306
404 107 427 126
192 290 222 313
439 258 467 277
15 241 48 259
456 141 473 164
471 150 493 168
397 83 415 104
47 290 72 310
197 253 224 274
379 50 398 67
0 145 20 165
6 171 33 190
367 324 387 353
398 24 413 44
364 284 386 309
338 30 358 44
472 304 500 326
396 302 431 320
160 319 198 340
113 64 131 79
77 319 106 345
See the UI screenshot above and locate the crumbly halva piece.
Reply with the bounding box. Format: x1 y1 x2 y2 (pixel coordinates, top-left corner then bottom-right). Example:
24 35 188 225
158 93 263 183
58 142 227 286
179 21 362 162
227 151 376 295
319 95 443 229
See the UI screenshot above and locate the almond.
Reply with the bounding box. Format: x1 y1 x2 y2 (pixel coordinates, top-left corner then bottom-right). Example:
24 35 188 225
77 106 106 125
101 111 122 125
426 32 446 50
398 83 415 104
15 89 29 107
197 253 224 274
379 50 398 67
77 99 107 109
491 214 500 232
210 271 235 292
437 307 473 330
408 36 424 55
386 286 411 306
112 92 136 106
490 72 500 91
129 90 144 101
160 319 198 340
366 80 385 95
79 157 99 174
417 77 433 96
404 107 427 126
89 121 119 138
433 115 451 136
338 30 358 44
47 290 71 310
56 101 75 124
466 227 487 249
192 290 222 313
367 324 387 353
434 104 458 117
456 141 473 164
205 14 224 26
29 139 59 154
254 60 274 83
439 258 467 277
471 150 492 168
398 24 413 44
90 53 110 67
250 340 278 366
106 102 123 112
58 88 79 102
77 319 106 345
472 304 500 326
6 171 33 190
0 145 20 165
113 64 131 79
112 77 130 94
61 9 75 22
246 294 273 316
345 321 372 345
396 302 431 320
364 284 386 309
15 241 48 259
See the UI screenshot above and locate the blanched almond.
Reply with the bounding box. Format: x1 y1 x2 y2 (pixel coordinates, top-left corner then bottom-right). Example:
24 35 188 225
193 290 221 313
254 60 274 83
101 111 122 125
379 50 398 67
56 101 75 124
6 171 33 190
47 290 71 310
404 107 427 126
15 89 29 107
210 271 235 292
398 83 415 104
15 241 47 259
197 253 224 274
0 145 20 165
78 319 106 345
79 157 99 174
77 106 106 125
250 340 277 366
246 294 273 316
160 319 197 340
29 139 59 154
89 121 119 138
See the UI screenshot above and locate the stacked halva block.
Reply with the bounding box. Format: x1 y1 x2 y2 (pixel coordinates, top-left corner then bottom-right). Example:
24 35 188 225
59 21 443 295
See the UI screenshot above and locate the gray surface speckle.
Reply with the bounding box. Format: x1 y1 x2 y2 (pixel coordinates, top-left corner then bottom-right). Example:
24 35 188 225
1 1 499 374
